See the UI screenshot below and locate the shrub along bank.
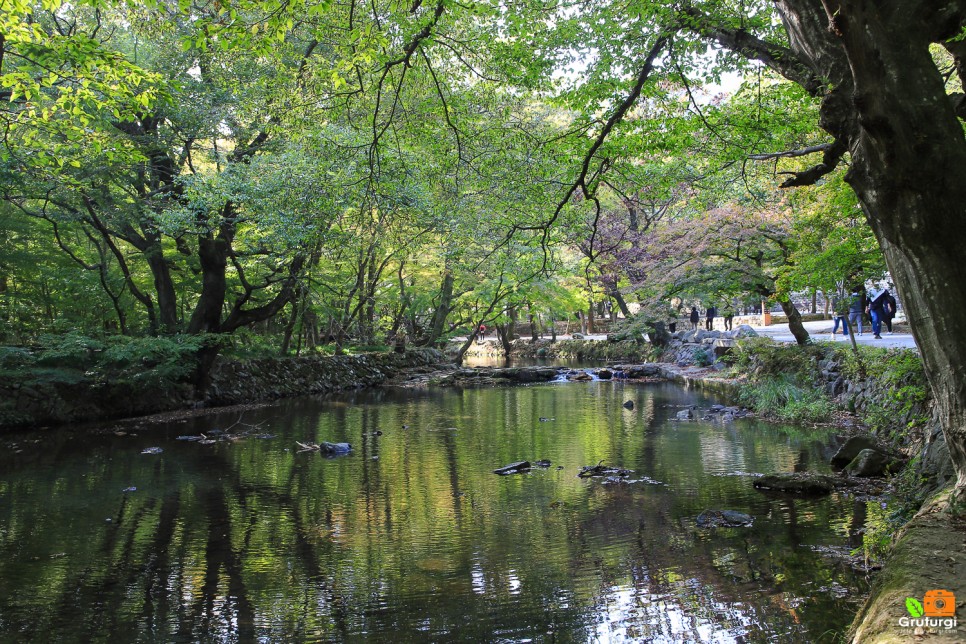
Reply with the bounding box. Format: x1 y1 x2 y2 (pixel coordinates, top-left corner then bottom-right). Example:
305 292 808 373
728 337 952 494
0 333 444 428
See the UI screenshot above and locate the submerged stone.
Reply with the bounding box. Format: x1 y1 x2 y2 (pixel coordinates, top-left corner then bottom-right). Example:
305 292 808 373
320 441 352 455
754 473 838 495
494 461 531 475
697 510 754 528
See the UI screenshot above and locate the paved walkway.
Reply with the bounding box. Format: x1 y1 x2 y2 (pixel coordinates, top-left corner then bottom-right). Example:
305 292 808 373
749 318 918 350
466 318 920 351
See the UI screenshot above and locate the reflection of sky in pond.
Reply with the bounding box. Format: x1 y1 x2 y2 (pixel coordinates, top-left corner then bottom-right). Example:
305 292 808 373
0 381 867 642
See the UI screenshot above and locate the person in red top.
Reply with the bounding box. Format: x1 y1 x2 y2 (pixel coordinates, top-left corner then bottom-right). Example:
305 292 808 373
477 324 487 343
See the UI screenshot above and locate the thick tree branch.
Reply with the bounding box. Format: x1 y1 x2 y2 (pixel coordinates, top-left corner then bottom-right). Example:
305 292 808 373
747 142 834 160
678 7 824 95
385 0 446 69
775 139 848 187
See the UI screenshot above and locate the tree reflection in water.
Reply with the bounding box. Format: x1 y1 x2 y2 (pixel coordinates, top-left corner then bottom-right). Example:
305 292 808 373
0 382 870 641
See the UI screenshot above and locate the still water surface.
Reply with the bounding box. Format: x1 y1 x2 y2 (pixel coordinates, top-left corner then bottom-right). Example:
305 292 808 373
0 381 871 642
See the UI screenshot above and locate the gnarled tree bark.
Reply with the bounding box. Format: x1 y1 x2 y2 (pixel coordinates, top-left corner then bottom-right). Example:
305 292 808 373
770 0 966 490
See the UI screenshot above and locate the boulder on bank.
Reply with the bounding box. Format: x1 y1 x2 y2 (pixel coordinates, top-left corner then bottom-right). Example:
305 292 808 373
443 366 560 386
732 325 758 339
754 473 839 495
613 364 664 379
831 436 883 468
676 408 694 420
845 449 901 477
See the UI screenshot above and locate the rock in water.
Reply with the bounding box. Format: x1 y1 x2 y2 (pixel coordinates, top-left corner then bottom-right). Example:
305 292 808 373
320 441 352 455
676 409 693 420
754 473 837 495
623 400 634 410
696 510 754 528
493 461 531 475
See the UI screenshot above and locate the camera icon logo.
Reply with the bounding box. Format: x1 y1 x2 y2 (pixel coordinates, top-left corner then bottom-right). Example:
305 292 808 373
924 589 956 618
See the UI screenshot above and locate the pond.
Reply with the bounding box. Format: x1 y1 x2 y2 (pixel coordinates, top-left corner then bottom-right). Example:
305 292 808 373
0 380 873 642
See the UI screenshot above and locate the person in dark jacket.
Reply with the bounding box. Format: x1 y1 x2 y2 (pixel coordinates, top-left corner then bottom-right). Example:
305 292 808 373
882 290 898 333
689 306 700 331
705 305 716 330
867 291 886 339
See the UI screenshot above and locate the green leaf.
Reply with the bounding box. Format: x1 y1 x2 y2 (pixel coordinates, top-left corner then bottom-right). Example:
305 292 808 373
906 597 924 617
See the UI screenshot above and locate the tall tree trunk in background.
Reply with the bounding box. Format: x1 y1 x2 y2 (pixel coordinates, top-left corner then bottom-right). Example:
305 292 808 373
187 234 228 334
605 279 630 320
495 323 512 357
507 306 518 339
779 298 809 346
810 289 817 315
388 263 411 345
420 269 454 346
587 303 595 334
528 306 539 342
359 258 378 345
280 297 300 356
144 238 179 332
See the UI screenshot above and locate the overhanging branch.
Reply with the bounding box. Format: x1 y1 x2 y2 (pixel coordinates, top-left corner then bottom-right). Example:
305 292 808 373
747 142 834 160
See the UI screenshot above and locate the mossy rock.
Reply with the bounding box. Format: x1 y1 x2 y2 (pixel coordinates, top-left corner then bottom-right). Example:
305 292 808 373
831 435 882 467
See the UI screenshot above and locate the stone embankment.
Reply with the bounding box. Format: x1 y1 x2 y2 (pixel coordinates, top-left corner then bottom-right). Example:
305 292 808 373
466 325 759 364
0 349 444 429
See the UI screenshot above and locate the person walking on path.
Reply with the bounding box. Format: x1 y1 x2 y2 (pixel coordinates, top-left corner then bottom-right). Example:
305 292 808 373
883 290 898 333
705 304 716 331
867 291 886 339
722 304 734 331
690 306 700 331
848 290 865 335
832 292 850 336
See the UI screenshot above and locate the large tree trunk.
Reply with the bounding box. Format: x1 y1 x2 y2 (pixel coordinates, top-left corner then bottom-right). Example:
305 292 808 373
143 238 179 332
778 298 809 346
419 269 454 346
495 323 513 357
187 235 228 334
776 0 966 488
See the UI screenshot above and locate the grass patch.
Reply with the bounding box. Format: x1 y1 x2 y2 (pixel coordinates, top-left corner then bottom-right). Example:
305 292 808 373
737 375 836 424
